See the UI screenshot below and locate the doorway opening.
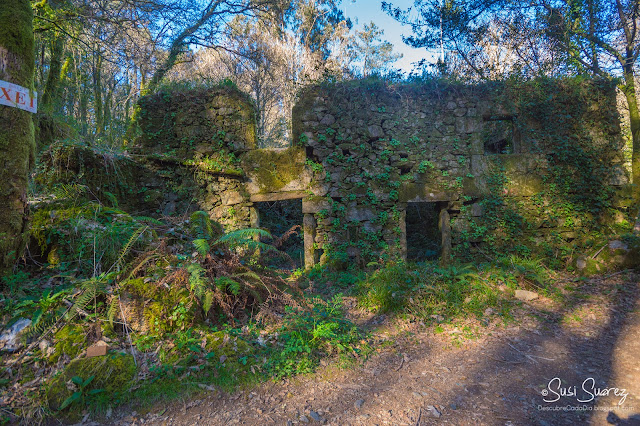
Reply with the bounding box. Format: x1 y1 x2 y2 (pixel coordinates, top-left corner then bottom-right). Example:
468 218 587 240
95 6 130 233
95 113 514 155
255 199 304 269
406 202 442 261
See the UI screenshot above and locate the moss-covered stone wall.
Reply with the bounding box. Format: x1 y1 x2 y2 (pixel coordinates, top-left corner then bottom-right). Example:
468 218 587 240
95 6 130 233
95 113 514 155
293 78 627 267
40 78 628 269
127 86 316 229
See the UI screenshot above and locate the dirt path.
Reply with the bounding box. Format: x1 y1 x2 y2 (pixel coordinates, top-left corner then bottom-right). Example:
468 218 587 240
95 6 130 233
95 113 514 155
111 272 640 426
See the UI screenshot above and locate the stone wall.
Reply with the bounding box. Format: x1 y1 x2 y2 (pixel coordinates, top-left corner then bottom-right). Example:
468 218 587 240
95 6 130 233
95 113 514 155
41 78 629 268
128 85 312 230
293 79 627 267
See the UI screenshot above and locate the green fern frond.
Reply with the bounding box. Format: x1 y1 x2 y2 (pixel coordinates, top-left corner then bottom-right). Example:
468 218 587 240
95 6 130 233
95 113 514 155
25 315 56 339
132 216 164 225
31 309 44 328
67 276 108 320
103 191 119 208
193 238 211 256
215 228 272 243
187 263 209 299
190 211 214 240
125 254 158 281
203 290 215 313
53 183 88 201
234 271 263 285
113 226 148 272
214 276 242 296
107 295 120 327
214 228 273 250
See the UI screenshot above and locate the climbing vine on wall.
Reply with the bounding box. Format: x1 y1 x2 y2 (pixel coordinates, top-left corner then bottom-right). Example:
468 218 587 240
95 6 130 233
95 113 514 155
457 77 628 268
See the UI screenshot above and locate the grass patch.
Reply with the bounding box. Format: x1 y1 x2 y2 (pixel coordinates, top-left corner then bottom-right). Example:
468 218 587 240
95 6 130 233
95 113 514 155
356 262 509 320
354 256 558 323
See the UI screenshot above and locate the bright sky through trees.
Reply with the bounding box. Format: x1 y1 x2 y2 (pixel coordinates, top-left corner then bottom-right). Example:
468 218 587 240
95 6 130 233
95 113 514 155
343 0 435 72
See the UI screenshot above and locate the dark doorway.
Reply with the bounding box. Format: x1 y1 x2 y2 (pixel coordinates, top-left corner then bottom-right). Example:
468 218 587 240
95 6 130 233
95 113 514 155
406 202 441 261
255 199 304 269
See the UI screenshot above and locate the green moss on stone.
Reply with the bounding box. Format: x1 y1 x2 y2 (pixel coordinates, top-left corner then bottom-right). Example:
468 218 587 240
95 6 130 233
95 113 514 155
580 258 603 276
243 147 306 192
120 277 197 334
46 353 136 411
49 324 85 363
203 330 252 355
134 85 257 157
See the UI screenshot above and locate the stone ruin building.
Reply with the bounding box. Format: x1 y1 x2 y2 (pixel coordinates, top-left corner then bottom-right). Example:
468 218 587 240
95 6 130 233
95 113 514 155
51 78 630 269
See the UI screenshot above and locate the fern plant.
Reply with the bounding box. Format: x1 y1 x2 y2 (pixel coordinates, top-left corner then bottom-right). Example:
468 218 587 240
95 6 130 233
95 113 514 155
67 273 112 321
213 228 274 253
182 213 291 319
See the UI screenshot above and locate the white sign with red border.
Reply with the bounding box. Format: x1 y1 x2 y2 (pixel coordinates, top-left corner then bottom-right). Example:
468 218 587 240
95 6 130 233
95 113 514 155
0 79 37 113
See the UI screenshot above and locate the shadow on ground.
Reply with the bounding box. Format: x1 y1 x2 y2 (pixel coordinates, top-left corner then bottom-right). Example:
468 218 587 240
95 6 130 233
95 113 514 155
112 271 640 426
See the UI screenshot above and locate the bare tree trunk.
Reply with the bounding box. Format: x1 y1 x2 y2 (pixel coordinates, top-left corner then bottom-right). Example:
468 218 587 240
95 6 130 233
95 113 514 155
104 80 113 143
93 51 104 138
0 0 35 274
37 32 64 149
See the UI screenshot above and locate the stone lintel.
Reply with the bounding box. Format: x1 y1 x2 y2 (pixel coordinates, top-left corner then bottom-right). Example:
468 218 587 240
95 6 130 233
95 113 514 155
249 191 306 203
400 182 455 203
302 199 331 214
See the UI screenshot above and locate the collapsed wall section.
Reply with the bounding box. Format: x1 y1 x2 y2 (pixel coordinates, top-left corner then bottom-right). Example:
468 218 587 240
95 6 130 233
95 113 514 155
125 85 310 232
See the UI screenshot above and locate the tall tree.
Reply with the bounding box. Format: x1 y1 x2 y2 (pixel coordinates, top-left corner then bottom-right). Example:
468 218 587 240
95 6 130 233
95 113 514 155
0 0 36 273
347 21 402 76
169 1 353 147
143 0 275 95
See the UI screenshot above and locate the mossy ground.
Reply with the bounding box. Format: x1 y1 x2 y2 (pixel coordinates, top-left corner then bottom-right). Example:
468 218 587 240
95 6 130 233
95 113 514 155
49 324 85 363
46 353 136 412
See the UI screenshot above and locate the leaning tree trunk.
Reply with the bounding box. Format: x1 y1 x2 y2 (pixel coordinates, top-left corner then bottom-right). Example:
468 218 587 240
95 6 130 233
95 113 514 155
124 5 218 145
0 0 35 274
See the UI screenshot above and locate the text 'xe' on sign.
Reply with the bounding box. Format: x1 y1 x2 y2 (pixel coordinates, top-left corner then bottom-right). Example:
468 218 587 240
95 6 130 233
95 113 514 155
0 80 37 113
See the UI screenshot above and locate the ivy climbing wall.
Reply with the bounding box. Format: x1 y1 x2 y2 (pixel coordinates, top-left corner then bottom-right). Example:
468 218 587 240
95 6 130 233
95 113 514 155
41 79 629 269
293 78 628 268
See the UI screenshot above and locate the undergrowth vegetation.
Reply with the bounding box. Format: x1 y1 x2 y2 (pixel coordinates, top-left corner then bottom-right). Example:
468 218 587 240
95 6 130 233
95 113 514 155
0 185 369 423
305 255 558 324
0 175 633 424
1 78 638 424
